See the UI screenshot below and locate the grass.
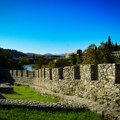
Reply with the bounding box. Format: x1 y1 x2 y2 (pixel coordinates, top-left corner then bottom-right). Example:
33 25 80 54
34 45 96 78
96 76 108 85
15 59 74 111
0 85 59 102
0 106 105 120
0 85 105 120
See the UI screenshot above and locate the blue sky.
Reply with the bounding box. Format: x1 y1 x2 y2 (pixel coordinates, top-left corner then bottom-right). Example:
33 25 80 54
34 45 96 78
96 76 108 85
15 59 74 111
0 0 120 54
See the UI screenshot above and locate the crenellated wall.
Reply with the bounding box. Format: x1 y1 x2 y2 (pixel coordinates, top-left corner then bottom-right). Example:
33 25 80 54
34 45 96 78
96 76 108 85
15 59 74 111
0 64 120 118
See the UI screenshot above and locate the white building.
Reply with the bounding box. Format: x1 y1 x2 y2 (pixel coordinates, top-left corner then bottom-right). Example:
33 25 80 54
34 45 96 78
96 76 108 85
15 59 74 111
112 51 120 58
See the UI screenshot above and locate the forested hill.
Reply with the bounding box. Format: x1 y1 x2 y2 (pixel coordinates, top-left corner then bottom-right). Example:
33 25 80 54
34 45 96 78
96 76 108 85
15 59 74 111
5 49 27 59
0 48 24 70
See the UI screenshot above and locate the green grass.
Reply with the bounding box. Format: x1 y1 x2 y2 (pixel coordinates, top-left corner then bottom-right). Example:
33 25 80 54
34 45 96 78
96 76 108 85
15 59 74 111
0 106 105 120
0 85 105 120
1 85 59 102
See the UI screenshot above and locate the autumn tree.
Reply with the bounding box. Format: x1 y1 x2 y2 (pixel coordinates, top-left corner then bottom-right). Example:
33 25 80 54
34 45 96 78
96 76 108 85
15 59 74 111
82 44 98 64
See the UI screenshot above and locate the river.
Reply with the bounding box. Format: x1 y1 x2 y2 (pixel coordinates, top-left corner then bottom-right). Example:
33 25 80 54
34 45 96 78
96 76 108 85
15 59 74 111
23 64 35 71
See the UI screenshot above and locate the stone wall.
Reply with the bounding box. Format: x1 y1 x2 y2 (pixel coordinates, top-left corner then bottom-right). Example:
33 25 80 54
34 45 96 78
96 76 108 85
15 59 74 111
0 99 88 110
0 64 120 119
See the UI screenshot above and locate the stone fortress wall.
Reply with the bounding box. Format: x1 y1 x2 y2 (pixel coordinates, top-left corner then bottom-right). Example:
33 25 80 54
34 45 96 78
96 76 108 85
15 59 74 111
0 64 120 119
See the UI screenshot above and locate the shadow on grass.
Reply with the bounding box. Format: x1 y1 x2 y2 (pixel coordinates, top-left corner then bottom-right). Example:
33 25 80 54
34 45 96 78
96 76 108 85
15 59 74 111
8 91 21 95
1 90 21 95
0 94 5 99
0 105 105 120
0 104 89 113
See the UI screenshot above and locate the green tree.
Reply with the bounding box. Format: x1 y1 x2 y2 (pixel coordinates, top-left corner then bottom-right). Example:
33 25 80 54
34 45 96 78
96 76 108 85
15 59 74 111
97 37 114 63
19 57 29 65
83 44 98 64
44 61 57 68
114 42 119 51
33 56 51 69
108 36 112 46
55 58 70 67
76 49 83 64
69 53 77 65
34 56 45 69
83 36 115 64
0 47 23 69
77 49 82 58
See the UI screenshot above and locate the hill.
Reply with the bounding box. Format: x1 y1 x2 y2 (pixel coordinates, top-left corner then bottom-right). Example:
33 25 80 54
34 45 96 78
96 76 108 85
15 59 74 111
5 49 27 59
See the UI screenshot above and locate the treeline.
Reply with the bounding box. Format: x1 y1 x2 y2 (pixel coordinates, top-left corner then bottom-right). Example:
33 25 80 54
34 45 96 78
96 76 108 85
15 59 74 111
5 49 27 59
0 48 23 70
33 49 82 68
0 36 120 70
83 36 120 64
34 36 120 69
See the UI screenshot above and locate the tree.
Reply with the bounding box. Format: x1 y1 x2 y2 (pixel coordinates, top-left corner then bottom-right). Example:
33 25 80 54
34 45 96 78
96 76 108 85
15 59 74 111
114 42 119 51
55 58 70 67
77 49 82 58
83 44 98 64
83 36 115 64
76 49 83 64
97 40 114 63
47 61 57 68
108 36 112 46
0 47 23 70
69 53 77 65
19 57 29 65
34 56 46 69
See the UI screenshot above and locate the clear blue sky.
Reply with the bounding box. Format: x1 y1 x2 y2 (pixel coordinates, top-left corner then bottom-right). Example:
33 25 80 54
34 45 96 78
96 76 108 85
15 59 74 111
0 0 120 54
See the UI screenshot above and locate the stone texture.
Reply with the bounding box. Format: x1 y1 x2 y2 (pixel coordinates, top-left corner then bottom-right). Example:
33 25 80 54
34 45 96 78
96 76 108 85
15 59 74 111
0 63 120 120
0 99 88 110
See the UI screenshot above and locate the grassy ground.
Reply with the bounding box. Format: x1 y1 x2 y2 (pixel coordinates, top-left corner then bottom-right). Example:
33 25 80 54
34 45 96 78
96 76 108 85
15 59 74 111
0 85 105 120
0 85 59 102
0 106 105 120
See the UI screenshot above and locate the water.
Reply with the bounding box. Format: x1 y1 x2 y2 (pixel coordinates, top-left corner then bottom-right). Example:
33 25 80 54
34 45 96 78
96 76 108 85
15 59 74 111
23 64 35 71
